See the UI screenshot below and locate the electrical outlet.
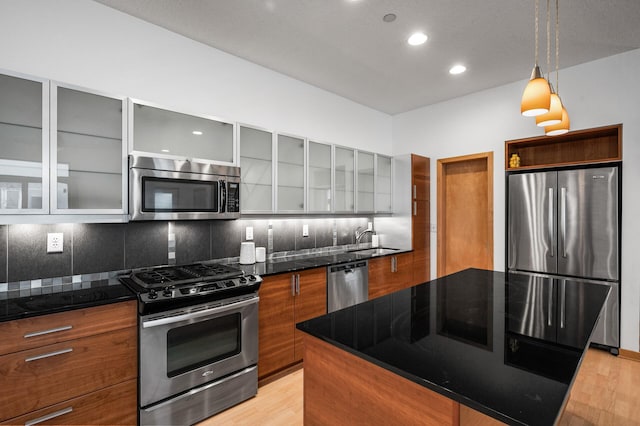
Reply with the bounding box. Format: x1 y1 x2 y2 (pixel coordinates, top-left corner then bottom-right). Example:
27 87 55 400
367 221 373 231
47 233 64 253
430 224 437 233
246 226 254 241
302 224 309 237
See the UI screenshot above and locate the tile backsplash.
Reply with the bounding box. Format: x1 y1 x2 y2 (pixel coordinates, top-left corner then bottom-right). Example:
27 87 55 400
0 217 371 284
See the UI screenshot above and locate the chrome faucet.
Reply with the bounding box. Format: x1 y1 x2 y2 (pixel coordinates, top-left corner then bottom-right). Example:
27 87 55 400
355 226 374 249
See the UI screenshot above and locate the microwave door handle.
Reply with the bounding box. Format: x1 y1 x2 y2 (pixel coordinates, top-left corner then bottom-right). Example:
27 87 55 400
220 180 227 213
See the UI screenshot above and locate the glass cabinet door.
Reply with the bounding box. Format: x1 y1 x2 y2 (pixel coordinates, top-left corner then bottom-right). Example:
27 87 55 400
334 147 355 213
276 134 305 212
51 84 126 212
239 125 273 213
357 151 375 212
0 72 48 213
376 155 392 212
307 141 332 212
132 101 234 164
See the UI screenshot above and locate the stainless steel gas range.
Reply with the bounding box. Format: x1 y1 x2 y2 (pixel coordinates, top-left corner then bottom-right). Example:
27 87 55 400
120 262 262 426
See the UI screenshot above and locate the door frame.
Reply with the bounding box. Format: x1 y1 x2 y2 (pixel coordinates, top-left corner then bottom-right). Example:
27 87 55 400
437 152 494 277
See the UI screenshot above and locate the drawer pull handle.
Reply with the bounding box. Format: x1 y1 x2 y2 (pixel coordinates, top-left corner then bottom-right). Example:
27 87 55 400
25 407 73 426
24 325 72 338
25 348 73 362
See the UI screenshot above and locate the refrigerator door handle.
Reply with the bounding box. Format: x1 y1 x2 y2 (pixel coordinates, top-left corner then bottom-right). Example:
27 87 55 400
560 187 567 258
547 282 553 326
548 188 555 258
559 279 566 329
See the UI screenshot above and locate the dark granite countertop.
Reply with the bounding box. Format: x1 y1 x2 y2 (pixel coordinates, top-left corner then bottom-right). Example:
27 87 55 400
296 268 610 426
233 247 410 276
0 278 136 323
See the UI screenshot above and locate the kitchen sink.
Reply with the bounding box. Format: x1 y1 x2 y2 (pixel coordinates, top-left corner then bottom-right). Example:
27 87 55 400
348 248 400 256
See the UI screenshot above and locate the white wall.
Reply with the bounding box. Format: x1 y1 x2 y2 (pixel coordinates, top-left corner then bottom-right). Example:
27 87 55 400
393 48 640 352
0 0 392 154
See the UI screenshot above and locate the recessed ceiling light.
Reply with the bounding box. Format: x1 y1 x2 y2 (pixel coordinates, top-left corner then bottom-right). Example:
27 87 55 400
449 64 467 75
192 130 203 135
382 13 396 23
407 32 428 46
161 149 170 153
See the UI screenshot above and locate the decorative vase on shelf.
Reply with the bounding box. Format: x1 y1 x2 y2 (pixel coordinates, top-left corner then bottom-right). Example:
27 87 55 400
509 153 521 168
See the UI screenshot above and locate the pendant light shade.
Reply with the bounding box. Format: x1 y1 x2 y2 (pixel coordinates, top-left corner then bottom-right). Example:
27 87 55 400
544 106 570 135
521 65 551 116
536 89 563 126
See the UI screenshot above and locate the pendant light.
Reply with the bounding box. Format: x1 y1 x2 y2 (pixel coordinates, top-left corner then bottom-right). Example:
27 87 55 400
521 0 551 117
545 0 570 135
536 0 562 127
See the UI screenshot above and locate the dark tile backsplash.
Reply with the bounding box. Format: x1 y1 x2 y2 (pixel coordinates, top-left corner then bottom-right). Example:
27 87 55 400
175 221 210 265
272 220 296 252
125 221 169 269
8 223 73 282
73 223 125 275
211 220 242 259
0 216 372 283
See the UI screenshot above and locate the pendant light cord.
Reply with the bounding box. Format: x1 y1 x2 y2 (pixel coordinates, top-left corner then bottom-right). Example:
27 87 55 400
546 0 551 80
534 0 539 65
555 0 560 91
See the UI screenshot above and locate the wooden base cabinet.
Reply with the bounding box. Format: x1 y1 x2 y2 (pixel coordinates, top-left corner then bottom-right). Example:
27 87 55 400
258 268 326 379
2 379 137 426
368 253 414 300
0 301 137 424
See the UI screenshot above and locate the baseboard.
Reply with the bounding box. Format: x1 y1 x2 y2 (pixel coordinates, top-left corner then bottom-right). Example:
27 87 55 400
619 349 640 361
258 362 303 387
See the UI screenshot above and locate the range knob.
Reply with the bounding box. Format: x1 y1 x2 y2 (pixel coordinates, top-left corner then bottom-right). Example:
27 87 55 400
248 275 257 282
148 289 158 300
162 286 175 297
239 277 247 284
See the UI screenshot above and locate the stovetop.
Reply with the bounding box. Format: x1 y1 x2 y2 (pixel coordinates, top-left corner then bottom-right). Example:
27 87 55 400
119 262 261 315
131 263 243 288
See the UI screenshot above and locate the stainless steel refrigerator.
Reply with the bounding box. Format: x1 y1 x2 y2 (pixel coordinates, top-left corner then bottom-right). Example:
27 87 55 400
507 165 620 353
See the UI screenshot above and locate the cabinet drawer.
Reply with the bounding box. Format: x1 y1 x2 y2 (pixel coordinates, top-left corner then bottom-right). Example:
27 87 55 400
0 326 137 421
0 300 136 356
2 378 137 425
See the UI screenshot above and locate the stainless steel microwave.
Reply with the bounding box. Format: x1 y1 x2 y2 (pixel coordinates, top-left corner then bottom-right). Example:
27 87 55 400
129 155 240 221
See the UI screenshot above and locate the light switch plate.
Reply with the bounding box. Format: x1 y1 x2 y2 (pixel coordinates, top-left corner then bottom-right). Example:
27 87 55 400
302 224 309 237
246 226 254 241
430 224 437 233
47 233 64 253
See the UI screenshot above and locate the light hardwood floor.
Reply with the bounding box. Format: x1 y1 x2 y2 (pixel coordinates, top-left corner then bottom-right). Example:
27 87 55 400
199 349 640 426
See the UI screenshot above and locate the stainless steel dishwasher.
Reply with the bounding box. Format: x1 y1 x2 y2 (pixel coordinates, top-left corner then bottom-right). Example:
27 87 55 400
327 261 368 313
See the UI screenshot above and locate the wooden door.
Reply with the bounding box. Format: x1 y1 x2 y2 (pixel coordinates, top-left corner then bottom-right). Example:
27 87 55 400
412 154 430 284
258 273 295 379
294 268 327 361
437 152 493 277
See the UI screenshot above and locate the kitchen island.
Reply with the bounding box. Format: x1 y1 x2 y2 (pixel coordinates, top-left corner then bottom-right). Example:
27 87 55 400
296 268 610 425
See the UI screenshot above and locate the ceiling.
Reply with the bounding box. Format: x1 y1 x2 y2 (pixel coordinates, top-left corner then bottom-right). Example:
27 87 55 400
95 0 640 115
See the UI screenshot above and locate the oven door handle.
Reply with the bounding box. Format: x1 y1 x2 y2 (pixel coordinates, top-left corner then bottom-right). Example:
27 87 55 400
142 296 259 328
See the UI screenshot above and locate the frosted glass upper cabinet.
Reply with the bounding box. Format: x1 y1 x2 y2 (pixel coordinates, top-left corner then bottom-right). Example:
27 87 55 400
130 100 235 165
357 151 375 212
334 146 355 213
0 72 49 214
239 124 273 213
375 154 392 213
51 83 127 213
307 141 332 213
276 133 305 212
